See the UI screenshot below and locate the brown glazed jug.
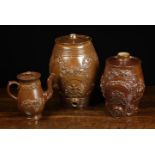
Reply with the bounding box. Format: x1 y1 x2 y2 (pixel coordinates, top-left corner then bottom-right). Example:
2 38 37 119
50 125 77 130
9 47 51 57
7 71 55 120
49 33 99 108
100 52 145 117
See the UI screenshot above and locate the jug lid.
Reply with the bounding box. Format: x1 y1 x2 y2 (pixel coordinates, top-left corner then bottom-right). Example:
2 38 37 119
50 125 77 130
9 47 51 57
107 52 141 67
55 33 91 45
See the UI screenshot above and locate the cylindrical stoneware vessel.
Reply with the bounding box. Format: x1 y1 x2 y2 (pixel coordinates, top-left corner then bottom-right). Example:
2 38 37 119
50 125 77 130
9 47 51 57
100 52 145 117
7 71 55 120
49 33 99 108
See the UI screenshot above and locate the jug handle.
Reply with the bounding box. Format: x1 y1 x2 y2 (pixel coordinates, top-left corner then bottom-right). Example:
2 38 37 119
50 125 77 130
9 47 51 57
7 81 20 100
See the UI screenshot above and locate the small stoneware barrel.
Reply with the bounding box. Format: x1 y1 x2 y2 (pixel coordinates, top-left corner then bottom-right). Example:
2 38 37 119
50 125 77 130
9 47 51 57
49 33 99 108
100 52 145 118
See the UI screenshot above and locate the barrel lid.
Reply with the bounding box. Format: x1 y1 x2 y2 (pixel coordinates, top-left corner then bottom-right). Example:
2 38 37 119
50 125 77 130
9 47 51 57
55 33 91 45
107 52 141 67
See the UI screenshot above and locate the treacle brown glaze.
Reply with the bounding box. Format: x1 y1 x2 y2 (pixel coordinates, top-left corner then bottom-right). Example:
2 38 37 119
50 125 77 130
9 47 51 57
7 71 55 120
49 34 99 108
100 52 145 118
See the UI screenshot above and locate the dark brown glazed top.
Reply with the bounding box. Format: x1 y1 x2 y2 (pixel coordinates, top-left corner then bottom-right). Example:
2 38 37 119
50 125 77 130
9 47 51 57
107 52 141 67
55 33 91 45
17 71 41 82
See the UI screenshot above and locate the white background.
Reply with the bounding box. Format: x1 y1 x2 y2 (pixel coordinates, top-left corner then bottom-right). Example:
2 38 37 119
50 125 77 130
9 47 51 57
0 130 155 155
0 0 155 155
0 0 155 25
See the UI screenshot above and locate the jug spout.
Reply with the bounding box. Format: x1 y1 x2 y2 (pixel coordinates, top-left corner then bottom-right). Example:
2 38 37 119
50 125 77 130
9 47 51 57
43 73 55 102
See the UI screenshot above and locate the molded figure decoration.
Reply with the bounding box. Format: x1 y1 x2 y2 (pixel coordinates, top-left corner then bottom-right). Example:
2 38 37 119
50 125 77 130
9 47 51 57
49 34 99 108
100 52 145 117
7 71 55 120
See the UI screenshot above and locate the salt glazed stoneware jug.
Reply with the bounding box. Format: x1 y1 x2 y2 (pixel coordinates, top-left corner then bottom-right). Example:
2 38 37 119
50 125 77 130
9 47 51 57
100 52 145 118
49 33 99 108
7 71 55 120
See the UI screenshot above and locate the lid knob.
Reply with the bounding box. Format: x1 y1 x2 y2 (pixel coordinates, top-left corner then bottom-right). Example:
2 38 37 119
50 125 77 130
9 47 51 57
117 52 130 59
70 33 77 39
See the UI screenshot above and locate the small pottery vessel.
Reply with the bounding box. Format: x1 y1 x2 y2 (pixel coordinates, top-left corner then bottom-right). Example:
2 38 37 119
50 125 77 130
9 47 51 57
7 71 55 120
49 33 99 108
100 52 145 117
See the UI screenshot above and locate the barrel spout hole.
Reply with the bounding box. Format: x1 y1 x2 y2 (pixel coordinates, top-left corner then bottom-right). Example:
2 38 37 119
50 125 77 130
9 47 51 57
72 102 78 107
